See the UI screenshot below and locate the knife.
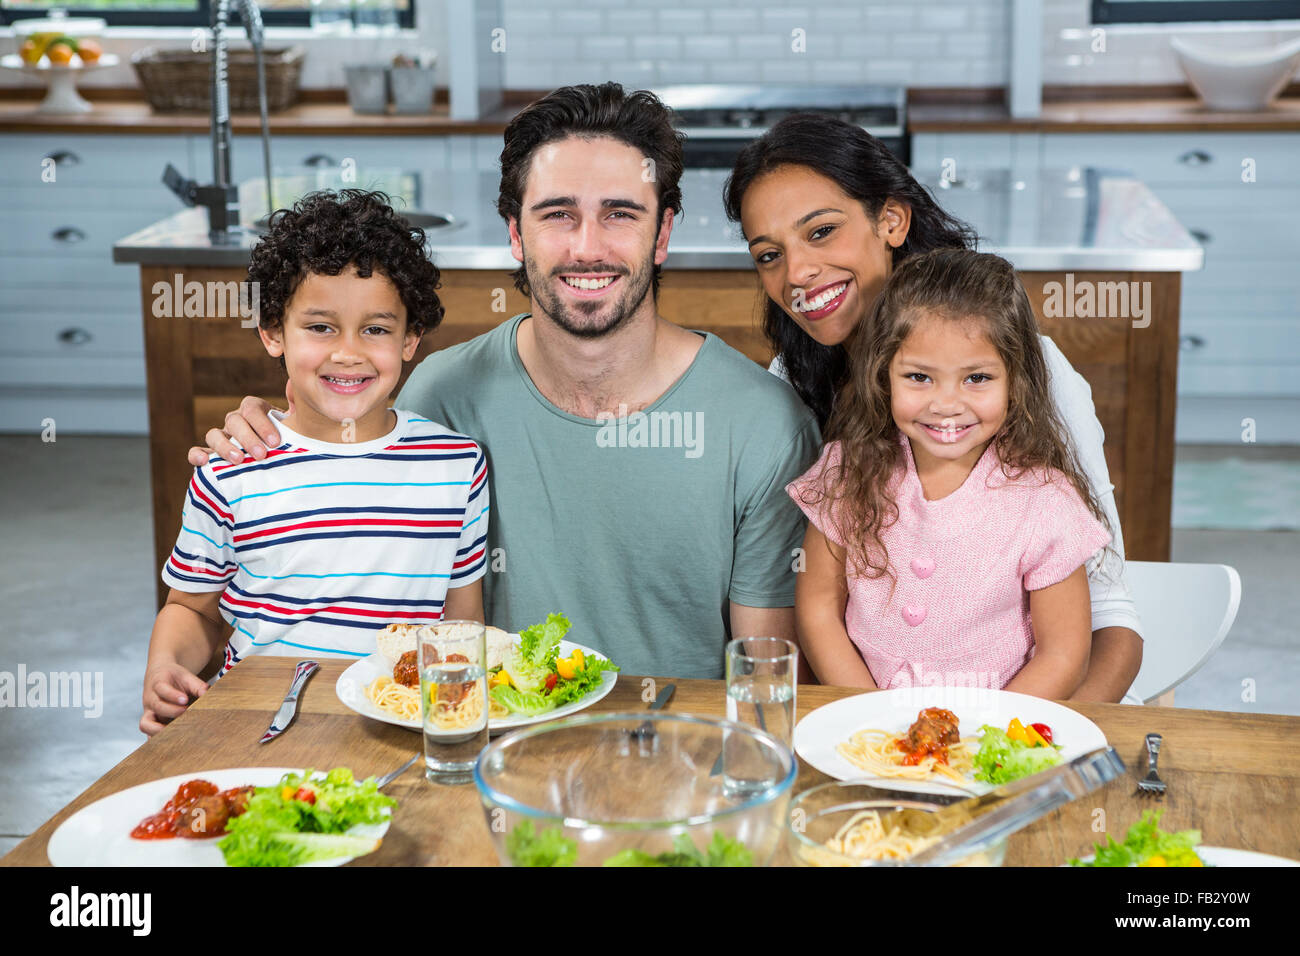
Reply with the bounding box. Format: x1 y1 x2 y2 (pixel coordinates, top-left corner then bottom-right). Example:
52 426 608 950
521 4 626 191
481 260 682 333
259 660 319 744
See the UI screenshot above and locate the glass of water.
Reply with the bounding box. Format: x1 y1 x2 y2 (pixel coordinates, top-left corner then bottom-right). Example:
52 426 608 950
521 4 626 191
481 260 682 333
724 637 798 797
419 620 489 785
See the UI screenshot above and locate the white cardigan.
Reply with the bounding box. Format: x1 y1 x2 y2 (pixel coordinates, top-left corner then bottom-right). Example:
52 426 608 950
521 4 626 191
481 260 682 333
769 337 1145 641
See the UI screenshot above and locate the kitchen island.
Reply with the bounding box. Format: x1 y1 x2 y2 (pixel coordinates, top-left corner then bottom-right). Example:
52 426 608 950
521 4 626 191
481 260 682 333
114 167 1202 604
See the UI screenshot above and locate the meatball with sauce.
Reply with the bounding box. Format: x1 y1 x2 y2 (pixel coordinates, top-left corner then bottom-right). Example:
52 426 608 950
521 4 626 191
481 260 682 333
177 793 231 838
394 650 420 688
907 707 960 754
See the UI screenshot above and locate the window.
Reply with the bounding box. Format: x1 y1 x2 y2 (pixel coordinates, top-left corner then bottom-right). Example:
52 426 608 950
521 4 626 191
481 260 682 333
0 0 414 30
1093 0 1300 23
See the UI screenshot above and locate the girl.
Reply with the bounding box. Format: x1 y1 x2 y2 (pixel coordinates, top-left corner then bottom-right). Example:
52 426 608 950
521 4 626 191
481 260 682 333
724 113 1142 702
787 249 1111 699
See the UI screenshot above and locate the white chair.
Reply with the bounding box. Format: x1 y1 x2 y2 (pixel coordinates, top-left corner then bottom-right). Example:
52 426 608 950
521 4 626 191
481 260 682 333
1124 561 1242 704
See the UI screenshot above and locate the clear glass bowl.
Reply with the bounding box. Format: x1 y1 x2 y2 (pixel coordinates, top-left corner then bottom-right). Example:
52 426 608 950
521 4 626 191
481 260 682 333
787 781 1008 867
474 712 796 867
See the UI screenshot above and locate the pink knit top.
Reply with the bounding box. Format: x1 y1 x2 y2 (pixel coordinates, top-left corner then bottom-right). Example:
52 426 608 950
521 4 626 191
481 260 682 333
787 436 1111 690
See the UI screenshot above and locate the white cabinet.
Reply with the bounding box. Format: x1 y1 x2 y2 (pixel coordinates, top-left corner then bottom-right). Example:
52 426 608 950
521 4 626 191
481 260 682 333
0 135 194 433
913 129 1300 404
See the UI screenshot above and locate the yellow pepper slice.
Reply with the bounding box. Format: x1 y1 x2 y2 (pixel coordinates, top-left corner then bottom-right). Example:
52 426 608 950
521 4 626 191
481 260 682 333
556 655 578 680
1006 718 1031 745
571 648 584 669
490 668 512 688
1024 723 1049 747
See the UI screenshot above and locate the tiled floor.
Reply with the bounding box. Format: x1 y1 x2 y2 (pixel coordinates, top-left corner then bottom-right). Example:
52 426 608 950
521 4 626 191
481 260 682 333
2 435 1298 859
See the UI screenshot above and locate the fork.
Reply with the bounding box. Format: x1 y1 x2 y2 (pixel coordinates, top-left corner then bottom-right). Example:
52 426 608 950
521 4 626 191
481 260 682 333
1136 733 1166 797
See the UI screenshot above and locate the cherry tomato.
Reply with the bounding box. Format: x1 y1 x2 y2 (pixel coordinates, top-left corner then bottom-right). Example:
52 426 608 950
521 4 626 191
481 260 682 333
545 673 558 693
1030 722 1053 745
292 787 317 805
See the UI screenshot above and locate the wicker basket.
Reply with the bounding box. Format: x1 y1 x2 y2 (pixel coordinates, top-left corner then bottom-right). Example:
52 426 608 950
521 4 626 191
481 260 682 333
131 46 306 113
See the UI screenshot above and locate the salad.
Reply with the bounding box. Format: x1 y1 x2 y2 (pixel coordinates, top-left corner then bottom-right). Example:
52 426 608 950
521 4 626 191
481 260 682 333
489 613 619 717
973 718 1064 784
1070 810 1204 867
505 821 753 867
217 768 395 867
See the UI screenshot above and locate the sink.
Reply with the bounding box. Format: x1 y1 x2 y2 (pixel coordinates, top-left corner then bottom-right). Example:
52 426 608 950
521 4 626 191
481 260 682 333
248 211 458 234
1171 36 1300 111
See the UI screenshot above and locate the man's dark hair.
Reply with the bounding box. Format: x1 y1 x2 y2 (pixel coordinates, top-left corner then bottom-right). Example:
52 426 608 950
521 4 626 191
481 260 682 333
248 188 444 338
497 82 686 298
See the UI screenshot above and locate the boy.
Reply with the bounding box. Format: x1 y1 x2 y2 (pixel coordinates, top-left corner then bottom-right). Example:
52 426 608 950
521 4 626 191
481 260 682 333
140 190 488 735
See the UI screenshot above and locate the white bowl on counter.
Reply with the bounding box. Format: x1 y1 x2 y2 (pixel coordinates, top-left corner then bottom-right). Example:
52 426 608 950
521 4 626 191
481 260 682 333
1171 35 1300 111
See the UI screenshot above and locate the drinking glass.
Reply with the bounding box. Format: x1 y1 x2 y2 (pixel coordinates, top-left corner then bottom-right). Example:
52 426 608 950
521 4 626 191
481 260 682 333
723 637 798 797
419 620 488 785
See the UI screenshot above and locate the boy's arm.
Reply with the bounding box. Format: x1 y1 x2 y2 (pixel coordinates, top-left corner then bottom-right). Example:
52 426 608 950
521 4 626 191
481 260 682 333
795 525 878 689
1005 565 1092 700
443 578 485 624
141 589 226 736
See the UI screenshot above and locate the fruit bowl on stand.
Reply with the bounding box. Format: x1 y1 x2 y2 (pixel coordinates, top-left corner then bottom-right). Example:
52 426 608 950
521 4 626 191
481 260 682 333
1 53 120 115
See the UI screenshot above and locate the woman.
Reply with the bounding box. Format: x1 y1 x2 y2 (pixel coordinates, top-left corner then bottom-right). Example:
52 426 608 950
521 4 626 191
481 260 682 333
722 114 1142 703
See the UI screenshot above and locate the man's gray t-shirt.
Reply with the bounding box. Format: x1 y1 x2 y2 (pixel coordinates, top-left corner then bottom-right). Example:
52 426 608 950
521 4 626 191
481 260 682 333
397 314 821 678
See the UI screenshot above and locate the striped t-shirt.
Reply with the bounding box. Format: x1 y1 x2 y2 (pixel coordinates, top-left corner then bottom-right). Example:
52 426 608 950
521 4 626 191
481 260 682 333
162 409 489 673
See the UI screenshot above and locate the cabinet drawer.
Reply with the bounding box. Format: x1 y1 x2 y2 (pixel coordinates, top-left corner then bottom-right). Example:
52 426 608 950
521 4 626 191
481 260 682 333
1179 363 1300 397
1150 186 1300 261
4 354 146 389
0 207 188 257
0 255 138 289
1 314 145 358
0 134 193 187
1042 133 1298 187
1179 319 1300 365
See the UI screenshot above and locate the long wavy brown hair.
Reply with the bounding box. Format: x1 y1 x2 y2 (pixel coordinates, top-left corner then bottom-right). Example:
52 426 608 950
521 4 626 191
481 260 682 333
795 249 1113 583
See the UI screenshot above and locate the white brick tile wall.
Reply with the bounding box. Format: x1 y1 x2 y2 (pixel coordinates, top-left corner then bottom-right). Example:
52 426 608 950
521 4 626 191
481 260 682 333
500 0 1011 90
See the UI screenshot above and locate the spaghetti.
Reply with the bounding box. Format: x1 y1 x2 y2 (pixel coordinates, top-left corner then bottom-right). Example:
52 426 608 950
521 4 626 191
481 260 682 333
800 809 942 865
364 675 508 725
837 729 978 785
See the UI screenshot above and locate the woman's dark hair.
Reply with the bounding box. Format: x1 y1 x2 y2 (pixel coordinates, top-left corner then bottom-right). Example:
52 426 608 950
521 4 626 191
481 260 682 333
723 114 979 428
248 188 444 338
497 81 686 298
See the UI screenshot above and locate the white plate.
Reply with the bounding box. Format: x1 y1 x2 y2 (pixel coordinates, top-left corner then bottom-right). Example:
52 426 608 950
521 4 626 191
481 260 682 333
47 767 390 867
794 685 1107 796
1072 846 1300 867
335 639 618 733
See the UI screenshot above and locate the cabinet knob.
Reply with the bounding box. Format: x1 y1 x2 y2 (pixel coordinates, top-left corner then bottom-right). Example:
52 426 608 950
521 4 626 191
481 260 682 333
58 327 93 346
52 227 87 244
1180 335 1206 352
43 149 82 167
1188 228 1211 245
1178 149 1212 167
302 154 337 168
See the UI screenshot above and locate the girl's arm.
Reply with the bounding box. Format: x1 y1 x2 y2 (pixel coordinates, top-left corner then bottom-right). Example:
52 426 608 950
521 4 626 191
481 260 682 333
140 589 227 735
443 578 485 623
1004 565 1092 700
795 524 878 689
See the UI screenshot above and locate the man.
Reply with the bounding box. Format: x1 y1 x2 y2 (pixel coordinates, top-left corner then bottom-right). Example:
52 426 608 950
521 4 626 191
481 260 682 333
192 83 821 678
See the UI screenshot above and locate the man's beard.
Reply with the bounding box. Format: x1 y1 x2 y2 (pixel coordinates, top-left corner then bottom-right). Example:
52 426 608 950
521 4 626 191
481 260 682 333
524 245 655 340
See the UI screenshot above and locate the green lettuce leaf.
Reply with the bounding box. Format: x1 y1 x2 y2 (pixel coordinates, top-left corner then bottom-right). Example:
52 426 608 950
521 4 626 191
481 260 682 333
972 725 1064 785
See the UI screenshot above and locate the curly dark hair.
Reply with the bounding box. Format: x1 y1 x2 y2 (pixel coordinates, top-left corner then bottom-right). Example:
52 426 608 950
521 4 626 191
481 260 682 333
248 188 444 339
497 82 686 299
723 114 979 429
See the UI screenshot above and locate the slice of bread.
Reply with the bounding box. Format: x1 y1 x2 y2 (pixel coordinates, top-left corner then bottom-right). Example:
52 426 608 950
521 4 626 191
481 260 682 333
376 622 517 669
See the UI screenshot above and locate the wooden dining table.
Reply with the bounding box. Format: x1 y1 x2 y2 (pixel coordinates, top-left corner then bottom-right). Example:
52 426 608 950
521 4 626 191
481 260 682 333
5 657 1299 867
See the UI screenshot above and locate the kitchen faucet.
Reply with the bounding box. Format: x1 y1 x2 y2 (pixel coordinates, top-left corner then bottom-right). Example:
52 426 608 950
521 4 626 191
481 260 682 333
162 0 275 239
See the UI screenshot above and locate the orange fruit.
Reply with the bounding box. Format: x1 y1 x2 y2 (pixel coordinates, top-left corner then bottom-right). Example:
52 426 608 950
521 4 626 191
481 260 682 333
46 42 75 66
76 38 102 64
